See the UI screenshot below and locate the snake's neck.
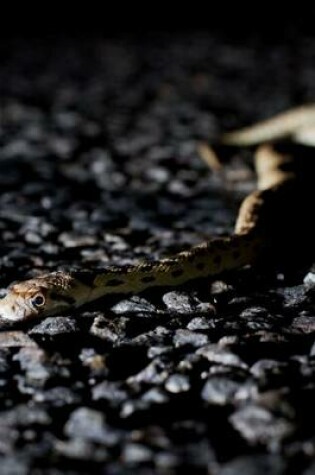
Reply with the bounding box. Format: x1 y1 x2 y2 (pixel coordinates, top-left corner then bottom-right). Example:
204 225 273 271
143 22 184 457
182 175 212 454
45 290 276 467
70 233 263 308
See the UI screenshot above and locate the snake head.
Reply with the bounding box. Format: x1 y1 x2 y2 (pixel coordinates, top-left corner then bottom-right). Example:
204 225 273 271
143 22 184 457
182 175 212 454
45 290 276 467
0 272 75 328
0 284 47 327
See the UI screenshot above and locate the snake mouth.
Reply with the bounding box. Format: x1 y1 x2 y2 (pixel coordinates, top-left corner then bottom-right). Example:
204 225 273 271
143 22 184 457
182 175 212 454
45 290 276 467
0 311 26 327
0 318 20 330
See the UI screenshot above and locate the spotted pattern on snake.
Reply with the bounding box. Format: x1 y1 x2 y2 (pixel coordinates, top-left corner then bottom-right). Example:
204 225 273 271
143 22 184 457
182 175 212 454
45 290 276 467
0 105 313 327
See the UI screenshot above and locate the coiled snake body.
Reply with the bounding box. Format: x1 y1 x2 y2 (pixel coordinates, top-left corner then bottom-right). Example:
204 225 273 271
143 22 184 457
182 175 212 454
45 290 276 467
0 105 314 327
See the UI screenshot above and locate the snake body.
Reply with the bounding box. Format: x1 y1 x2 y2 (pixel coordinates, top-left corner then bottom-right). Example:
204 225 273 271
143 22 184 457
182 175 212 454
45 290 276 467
221 104 315 146
0 105 313 327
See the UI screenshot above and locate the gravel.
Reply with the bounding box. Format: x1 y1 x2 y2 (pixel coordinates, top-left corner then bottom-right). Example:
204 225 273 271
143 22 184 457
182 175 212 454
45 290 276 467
0 32 314 474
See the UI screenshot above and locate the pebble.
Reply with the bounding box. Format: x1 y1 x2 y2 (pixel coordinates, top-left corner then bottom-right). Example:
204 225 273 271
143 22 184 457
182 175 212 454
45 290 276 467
304 461 315 475
122 443 153 464
197 344 248 369
147 345 173 358
219 455 287 475
276 285 309 308
29 317 81 337
92 380 128 403
128 325 172 347
34 386 81 406
173 329 209 348
58 232 98 248
155 452 179 470
120 399 158 419
0 426 19 454
111 296 157 314
64 407 119 446
210 280 232 297
250 359 289 383
230 405 294 447
79 348 108 373
163 291 211 315
165 374 190 393
127 360 169 386
90 316 120 342
142 388 169 404
55 438 109 462
187 316 214 330
304 266 315 287
239 306 269 319
0 456 30 475
0 332 38 348
0 404 51 427
289 315 315 334
13 347 51 389
201 376 242 405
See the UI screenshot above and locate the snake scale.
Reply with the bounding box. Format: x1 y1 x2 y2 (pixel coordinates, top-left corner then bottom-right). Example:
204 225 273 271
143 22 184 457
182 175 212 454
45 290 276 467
0 104 314 327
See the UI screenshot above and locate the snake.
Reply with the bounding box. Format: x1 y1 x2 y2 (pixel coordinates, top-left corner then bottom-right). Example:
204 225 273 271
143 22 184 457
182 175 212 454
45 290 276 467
0 104 314 328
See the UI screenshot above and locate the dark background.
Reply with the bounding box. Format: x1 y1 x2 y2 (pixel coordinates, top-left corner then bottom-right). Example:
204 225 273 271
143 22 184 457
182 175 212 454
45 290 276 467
2 5 315 38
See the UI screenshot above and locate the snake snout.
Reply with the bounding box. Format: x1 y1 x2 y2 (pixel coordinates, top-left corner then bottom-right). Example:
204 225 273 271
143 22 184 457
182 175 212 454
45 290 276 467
0 293 31 326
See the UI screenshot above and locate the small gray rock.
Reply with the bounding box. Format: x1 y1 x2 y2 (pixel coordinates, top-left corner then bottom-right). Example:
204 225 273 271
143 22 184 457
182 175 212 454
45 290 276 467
13 347 47 371
201 377 242 405
34 386 81 406
304 265 315 287
92 380 128 403
55 438 108 462
120 400 150 418
210 280 232 296
173 329 208 348
127 360 169 386
163 291 208 315
29 317 80 336
65 407 119 446
187 317 214 330
290 314 315 334
239 306 268 319
79 348 107 374
90 316 119 342
0 456 29 475
111 296 157 314
230 405 294 446
142 388 169 404
147 345 173 358
127 326 171 347
197 344 247 369
122 443 153 464
0 426 19 454
250 359 288 381
13 347 51 389
219 454 287 475
165 374 190 393
155 452 179 470
0 404 51 427
276 285 308 308
58 231 98 248
304 461 315 475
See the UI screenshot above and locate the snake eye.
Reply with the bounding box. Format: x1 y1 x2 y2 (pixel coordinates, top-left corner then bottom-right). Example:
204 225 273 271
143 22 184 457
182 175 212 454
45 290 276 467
31 293 45 307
